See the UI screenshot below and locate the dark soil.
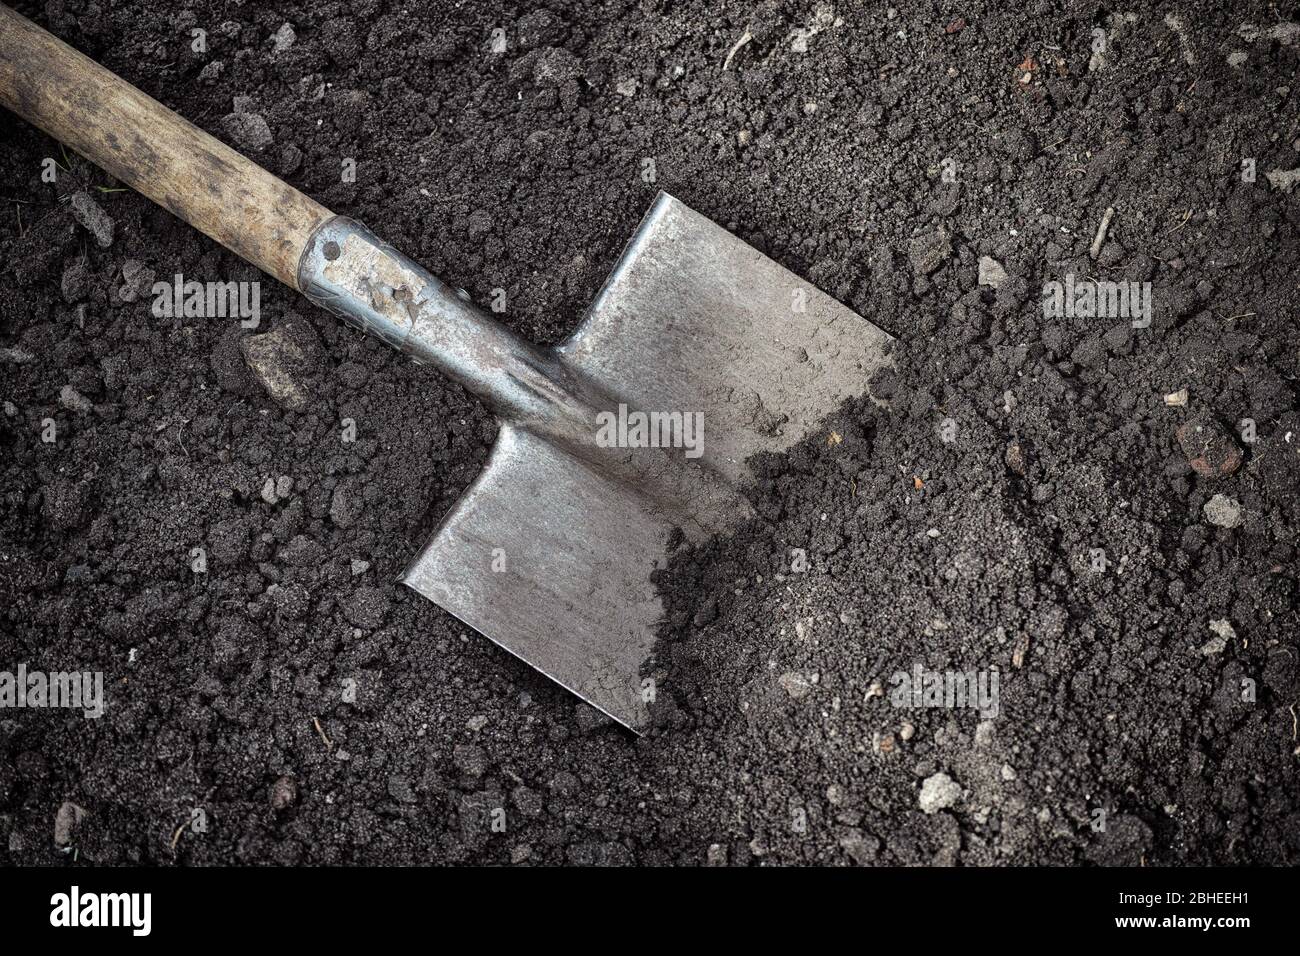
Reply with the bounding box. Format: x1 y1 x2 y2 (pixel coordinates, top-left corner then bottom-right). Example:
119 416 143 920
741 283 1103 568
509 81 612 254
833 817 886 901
2 0 1298 865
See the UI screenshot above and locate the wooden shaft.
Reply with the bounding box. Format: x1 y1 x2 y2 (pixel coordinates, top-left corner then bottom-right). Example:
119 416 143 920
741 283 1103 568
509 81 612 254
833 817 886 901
0 4 331 289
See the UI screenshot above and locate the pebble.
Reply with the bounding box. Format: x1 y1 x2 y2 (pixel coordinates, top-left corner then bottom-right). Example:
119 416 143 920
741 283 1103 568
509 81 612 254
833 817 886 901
350 559 371 576
1200 618 1235 655
908 228 952 276
1176 418 1242 477
69 191 114 248
1203 493 1243 528
241 326 309 410
270 774 298 810
918 772 961 814
198 60 225 83
59 384 93 412
977 255 1008 289
54 801 87 846
271 23 296 53
220 112 274 152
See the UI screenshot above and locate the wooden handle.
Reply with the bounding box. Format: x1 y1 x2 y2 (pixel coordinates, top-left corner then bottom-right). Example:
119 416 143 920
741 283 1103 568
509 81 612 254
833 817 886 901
0 4 331 288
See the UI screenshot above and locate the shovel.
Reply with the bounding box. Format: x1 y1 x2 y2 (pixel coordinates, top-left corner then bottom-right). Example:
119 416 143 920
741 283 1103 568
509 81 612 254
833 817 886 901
0 6 892 731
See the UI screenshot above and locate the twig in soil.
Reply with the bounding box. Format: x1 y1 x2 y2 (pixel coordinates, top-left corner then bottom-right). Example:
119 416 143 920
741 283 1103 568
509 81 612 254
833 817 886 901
1089 206 1115 259
170 823 186 851
1220 312 1257 321
723 30 753 71
1164 208 1193 235
312 716 333 750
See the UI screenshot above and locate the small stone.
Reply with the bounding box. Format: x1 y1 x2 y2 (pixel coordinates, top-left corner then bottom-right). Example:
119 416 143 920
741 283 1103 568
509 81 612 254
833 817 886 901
977 256 1008 289
260 476 279 505
1005 441 1027 475
615 77 639 96
271 23 296 52
1203 493 1243 528
918 772 961 814
706 843 728 866
908 228 952 276
350 559 371 576
1176 418 1242 477
1200 618 1235 655
467 714 489 732
1001 763 1017 781
59 385 93 413
69 192 114 248
198 60 225 83
220 112 274 152
241 326 309 411
1164 388 1189 407
54 801 88 846
511 845 533 864
778 671 812 699
270 774 298 810
899 720 915 741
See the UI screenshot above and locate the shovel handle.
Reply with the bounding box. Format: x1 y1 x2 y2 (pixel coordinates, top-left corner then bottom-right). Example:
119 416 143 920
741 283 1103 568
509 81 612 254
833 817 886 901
0 4 331 288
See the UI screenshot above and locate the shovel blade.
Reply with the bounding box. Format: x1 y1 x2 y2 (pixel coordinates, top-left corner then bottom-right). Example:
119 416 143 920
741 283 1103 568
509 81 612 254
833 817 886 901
402 425 671 730
559 192 893 486
403 193 892 731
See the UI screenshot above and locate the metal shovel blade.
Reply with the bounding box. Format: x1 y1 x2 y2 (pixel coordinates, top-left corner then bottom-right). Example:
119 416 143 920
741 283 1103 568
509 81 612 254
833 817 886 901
401 194 893 731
